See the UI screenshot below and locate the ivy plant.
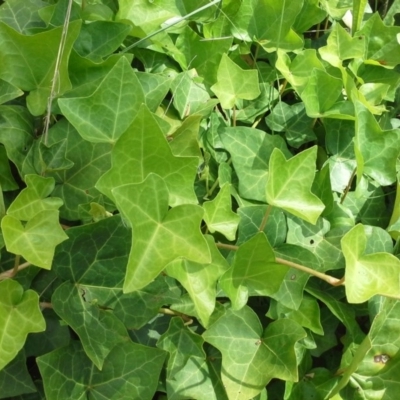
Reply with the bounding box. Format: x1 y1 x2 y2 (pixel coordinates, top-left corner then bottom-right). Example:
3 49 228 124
0 0 400 399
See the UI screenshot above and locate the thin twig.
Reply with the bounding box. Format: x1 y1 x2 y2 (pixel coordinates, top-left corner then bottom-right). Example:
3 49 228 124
340 168 356 204
42 0 74 146
159 307 193 325
259 204 273 232
0 262 32 281
215 242 343 286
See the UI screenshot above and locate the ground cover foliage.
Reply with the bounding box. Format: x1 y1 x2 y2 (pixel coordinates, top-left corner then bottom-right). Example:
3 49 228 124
0 0 400 398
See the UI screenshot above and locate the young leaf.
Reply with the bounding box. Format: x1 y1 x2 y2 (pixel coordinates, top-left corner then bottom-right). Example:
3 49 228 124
112 173 211 293
220 232 288 310
211 53 260 109
96 104 198 207
1 210 68 269
0 279 45 371
59 57 145 144
354 101 400 186
203 184 240 241
166 235 229 328
266 146 325 224
203 306 306 400
341 224 400 303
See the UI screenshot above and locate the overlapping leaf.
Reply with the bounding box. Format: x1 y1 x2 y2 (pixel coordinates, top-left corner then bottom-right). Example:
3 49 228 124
59 57 145 143
266 146 325 224
203 306 306 400
37 340 166 400
341 224 400 303
97 104 198 207
0 279 45 371
113 173 211 293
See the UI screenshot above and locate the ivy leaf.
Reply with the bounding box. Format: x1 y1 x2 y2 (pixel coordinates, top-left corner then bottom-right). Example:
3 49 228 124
266 146 325 224
203 306 306 400
37 340 166 400
166 235 229 328
341 224 400 303
1 210 68 269
354 101 400 186
203 184 240 241
211 54 260 109
157 317 205 378
47 119 112 221
58 57 145 144
220 126 290 202
112 173 211 293
0 279 45 371
0 20 81 115
0 79 23 105
52 281 130 370
96 104 198 207
6 175 63 221
220 232 288 310
232 0 304 52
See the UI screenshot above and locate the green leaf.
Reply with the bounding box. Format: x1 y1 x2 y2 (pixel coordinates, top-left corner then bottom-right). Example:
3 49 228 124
0 350 36 398
47 119 113 221
73 21 131 62
112 173 211 293
0 279 45 371
136 71 171 112
52 281 129 370
37 340 166 400
97 104 198 207
0 79 23 105
157 317 205 378
357 13 400 67
220 232 288 310
220 126 290 202
176 27 232 88
354 101 400 186
0 145 18 191
211 54 260 109
0 20 81 115
266 146 325 224
166 235 229 327
341 224 400 303
58 57 145 144
1 210 68 269
232 0 304 52
203 184 240 241
203 306 306 400
6 175 63 221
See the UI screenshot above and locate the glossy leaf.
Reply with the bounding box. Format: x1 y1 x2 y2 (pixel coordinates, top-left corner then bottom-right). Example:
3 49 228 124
220 232 288 310
0 279 45 371
96 104 198 207
203 306 306 400
113 173 211 293
341 224 400 303
37 340 166 400
211 54 260 109
1 210 68 269
59 57 145 143
266 146 325 224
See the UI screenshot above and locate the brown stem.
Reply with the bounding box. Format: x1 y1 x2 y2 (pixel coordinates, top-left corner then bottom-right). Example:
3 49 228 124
340 168 356 204
0 262 31 281
40 302 53 309
259 204 273 232
159 307 193 325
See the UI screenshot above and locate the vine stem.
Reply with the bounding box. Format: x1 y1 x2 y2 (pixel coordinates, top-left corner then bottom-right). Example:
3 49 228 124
159 307 193 325
340 168 356 204
216 242 343 286
0 262 31 281
259 204 273 232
